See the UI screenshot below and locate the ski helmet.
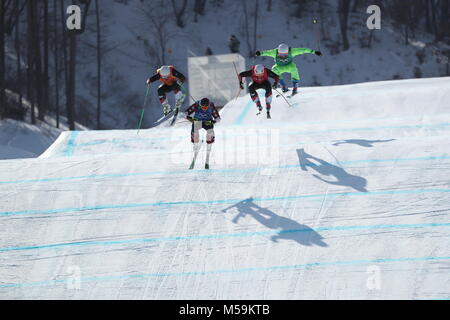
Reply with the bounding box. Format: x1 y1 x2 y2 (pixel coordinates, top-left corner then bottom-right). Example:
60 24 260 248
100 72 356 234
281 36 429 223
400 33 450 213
278 43 289 55
159 65 171 79
254 64 265 76
200 98 210 110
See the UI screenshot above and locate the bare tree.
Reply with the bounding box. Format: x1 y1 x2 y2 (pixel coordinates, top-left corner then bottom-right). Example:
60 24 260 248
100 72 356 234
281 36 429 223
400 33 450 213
194 0 207 22
140 0 175 66
338 0 351 51
95 0 101 129
170 0 188 28
0 0 5 119
242 0 260 59
53 0 60 128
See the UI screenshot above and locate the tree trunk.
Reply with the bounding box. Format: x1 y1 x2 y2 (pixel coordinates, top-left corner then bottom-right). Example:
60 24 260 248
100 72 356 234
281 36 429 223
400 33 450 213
32 0 44 121
15 2 23 113
352 0 359 12
437 0 449 41
253 0 259 59
54 0 59 128
67 33 77 131
96 0 101 130
171 0 188 28
425 0 431 33
194 0 207 15
338 0 351 51
43 0 50 121
60 0 69 128
242 1 252 58
27 0 36 124
0 0 5 119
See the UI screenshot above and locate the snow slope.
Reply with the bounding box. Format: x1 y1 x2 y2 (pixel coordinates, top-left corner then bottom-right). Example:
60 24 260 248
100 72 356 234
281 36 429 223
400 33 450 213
0 77 449 299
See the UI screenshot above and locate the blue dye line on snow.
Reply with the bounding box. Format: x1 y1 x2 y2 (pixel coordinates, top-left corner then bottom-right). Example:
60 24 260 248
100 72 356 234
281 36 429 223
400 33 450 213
63 131 80 157
234 99 255 125
1 255 449 289
1 155 450 186
55 121 450 156
0 222 449 253
2 188 450 217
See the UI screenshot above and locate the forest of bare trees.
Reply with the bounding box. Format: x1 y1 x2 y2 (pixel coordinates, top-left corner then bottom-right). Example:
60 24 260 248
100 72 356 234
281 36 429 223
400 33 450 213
0 0 449 131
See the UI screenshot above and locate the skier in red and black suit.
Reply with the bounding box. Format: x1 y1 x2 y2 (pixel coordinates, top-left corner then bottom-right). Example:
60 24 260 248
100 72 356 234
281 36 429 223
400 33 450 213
238 64 279 119
186 98 221 170
146 65 187 116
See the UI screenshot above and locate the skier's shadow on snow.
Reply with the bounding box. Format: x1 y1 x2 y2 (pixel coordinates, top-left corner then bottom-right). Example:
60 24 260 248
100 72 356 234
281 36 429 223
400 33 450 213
222 198 327 247
332 139 396 148
297 148 368 193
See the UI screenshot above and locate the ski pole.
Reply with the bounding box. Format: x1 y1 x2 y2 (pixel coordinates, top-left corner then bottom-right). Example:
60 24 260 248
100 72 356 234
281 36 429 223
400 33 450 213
273 88 292 107
137 85 150 135
180 83 197 104
313 18 321 52
232 62 242 101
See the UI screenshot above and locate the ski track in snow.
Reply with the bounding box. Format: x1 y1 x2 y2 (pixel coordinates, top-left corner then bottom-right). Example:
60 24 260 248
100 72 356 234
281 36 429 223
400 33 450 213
0 78 449 299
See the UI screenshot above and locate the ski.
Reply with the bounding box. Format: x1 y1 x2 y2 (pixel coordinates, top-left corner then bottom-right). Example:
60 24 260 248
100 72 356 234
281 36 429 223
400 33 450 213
153 110 175 126
205 144 212 170
276 90 290 98
170 108 180 126
189 142 203 170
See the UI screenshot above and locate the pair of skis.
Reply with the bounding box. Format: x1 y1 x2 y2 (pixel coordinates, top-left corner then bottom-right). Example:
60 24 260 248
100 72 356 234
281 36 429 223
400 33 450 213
256 108 271 119
276 90 298 99
155 107 180 126
189 142 212 170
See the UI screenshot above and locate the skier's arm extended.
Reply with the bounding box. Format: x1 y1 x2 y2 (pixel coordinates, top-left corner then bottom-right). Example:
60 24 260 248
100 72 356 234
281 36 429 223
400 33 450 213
238 70 252 89
211 103 221 123
238 70 252 83
146 73 160 84
291 48 321 57
257 49 277 58
186 103 197 121
172 68 186 83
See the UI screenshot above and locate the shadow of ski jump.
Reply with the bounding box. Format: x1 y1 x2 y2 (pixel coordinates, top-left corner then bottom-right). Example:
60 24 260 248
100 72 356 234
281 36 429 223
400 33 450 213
297 148 368 193
332 139 396 148
222 198 328 247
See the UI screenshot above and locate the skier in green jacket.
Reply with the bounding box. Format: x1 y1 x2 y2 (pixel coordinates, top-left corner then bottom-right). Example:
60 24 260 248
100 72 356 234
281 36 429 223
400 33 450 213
255 43 322 96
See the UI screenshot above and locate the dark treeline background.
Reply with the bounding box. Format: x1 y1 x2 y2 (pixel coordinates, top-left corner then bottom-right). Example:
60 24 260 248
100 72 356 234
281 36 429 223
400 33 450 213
0 0 449 131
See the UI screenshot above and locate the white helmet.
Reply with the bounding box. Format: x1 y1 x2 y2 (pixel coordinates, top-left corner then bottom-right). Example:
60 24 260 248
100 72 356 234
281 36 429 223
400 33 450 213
278 43 289 55
254 64 265 75
159 65 171 78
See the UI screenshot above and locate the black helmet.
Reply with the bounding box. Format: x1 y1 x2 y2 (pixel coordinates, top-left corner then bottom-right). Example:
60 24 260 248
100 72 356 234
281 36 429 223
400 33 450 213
200 98 210 110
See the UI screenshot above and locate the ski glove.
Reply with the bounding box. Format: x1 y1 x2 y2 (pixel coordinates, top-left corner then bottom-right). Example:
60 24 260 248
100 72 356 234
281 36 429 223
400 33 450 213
146 79 151 85
314 51 322 57
239 82 244 90
176 80 184 87
272 82 279 89
187 116 196 123
255 51 261 56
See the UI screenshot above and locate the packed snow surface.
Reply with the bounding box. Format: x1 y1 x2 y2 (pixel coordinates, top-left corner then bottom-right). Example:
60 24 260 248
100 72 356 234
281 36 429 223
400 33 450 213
0 77 449 299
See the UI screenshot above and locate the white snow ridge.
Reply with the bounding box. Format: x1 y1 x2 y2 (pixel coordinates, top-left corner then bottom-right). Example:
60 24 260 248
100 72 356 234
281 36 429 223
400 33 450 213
0 77 449 299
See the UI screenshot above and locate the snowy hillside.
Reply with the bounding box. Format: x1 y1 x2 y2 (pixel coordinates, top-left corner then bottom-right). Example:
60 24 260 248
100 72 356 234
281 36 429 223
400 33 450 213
0 77 449 299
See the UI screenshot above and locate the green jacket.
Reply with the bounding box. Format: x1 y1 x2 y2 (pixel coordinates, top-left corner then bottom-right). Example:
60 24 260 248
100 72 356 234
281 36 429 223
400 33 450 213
260 48 315 66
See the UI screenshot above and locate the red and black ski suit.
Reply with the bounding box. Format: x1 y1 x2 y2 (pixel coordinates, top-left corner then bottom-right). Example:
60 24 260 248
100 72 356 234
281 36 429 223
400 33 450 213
147 66 186 105
238 66 279 110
